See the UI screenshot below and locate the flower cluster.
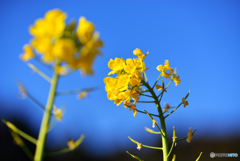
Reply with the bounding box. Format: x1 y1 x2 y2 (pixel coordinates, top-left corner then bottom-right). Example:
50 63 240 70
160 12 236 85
156 60 181 86
20 9 103 75
104 48 148 116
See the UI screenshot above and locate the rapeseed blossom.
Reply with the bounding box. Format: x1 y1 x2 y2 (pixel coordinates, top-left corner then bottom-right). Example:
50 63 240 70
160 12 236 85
20 9 103 75
157 60 181 86
104 49 146 116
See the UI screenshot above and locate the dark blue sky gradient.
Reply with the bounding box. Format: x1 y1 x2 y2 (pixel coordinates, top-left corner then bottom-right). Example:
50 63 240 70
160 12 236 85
1 0 240 158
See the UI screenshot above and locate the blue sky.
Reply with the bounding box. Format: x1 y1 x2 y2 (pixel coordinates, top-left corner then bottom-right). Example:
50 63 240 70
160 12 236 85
1 0 240 158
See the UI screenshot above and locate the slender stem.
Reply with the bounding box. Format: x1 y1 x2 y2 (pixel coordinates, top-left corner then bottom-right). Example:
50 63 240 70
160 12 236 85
145 127 162 134
126 151 143 161
27 92 46 111
34 59 61 161
144 110 163 136
27 63 52 83
152 73 162 89
56 87 98 96
142 80 169 161
2 119 37 144
127 107 160 117
158 80 173 102
167 141 175 158
169 129 196 143
128 136 162 150
45 134 85 156
196 152 203 161
142 60 148 83
133 100 155 103
164 90 190 119
9 130 34 160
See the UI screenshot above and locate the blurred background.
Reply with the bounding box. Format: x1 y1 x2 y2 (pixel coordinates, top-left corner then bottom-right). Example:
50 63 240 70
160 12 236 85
1 0 240 160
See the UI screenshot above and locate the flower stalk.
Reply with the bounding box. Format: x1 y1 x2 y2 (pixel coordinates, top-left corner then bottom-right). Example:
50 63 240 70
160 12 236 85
34 59 60 161
142 80 169 161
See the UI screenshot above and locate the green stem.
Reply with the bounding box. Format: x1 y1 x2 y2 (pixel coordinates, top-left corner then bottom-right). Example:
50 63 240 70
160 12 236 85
142 80 169 161
27 63 52 83
2 119 37 144
164 90 190 119
9 130 34 160
152 73 162 89
167 141 175 158
126 107 160 117
56 87 98 96
34 59 61 161
45 134 85 156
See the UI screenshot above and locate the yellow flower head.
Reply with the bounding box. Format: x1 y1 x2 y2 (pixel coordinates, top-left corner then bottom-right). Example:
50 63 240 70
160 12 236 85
137 142 142 150
156 60 173 78
104 49 146 116
186 128 193 143
130 104 137 117
20 45 35 62
133 48 148 60
152 119 157 128
53 105 62 121
23 9 103 75
182 98 189 107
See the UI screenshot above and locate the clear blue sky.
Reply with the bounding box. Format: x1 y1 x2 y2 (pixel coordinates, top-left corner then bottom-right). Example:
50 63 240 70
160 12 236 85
1 0 240 158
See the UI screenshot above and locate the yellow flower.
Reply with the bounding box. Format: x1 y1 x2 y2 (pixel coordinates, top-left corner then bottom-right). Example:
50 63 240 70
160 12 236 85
182 98 189 107
67 139 75 150
155 84 167 92
186 128 193 143
77 17 95 45
53 105 62 121
77 32 103 75
31 37 53 54
108 57 125 75
124 58 137 74
52 38 77 62
20 45 35 61
173 75 181 86
78 91 88 99
104 50 145 115
171 68 181 86
152 119 157 128
133 48 148 60
116 74 129 91
137 142 142 150
130 104 137 117
30 9 66 38
156 60 173 78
